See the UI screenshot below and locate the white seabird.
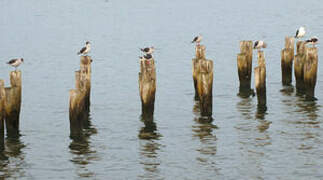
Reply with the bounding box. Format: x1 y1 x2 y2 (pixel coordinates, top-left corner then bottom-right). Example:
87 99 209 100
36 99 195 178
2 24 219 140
7 58 24 71
192 35 202 45
77 41 91 56
295 27 306 39
140 47 155 54
305 36 318 47
253 40 267 50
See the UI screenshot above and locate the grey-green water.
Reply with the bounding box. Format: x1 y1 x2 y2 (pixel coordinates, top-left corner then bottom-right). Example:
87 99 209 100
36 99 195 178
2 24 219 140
0 0 322 179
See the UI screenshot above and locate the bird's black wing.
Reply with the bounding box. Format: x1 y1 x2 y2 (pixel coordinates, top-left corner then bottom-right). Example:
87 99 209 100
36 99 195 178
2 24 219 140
78 47 86 54
295 30 299 38
253 41 259 49
7 59 17 64
192 36 198 43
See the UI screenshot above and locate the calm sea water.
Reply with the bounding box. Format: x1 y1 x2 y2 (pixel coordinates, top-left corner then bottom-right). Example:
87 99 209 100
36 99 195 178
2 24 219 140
0 0 322 179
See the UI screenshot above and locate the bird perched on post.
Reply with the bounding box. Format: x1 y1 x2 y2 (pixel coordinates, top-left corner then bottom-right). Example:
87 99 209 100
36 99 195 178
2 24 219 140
295 27 306 39
305 36 318 47
253 40 267 50
77 41 91 56
192 35 202 46
140 47 155 55
7 58 24 71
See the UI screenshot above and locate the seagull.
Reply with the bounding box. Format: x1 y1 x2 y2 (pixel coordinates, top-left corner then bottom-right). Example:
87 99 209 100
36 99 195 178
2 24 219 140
295 26 306 39
77 41 91 56
140 47 155 54
253 40 267 50
192 35 202 45
7 58 24 71
305 36 318 47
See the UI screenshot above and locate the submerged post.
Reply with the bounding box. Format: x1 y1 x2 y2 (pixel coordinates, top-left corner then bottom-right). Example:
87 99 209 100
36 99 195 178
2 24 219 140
69 56 92 138
281 36 295 85
304 47 318 100
4 71 22 137
237 41 253 97
193 45 206 100
139 58 156 117
294 41 307 94
254 51 266 108
0 80 5 150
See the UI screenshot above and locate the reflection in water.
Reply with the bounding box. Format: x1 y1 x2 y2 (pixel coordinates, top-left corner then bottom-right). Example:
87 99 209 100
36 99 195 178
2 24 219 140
0 137 27 179
280 85 294 96
255 106 267 120
192 100 220 174
69 112 98 178
138 115 163 180
296 100 319 121
236 97 254 120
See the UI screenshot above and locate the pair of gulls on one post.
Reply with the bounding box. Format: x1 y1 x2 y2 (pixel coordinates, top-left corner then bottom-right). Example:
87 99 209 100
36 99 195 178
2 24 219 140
295 26 318 47
139 47 155 60
191 34 267 51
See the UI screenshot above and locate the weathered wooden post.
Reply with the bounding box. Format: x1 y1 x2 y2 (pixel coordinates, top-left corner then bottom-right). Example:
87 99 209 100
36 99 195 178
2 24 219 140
196 59 213 117
237 41 253 97
294 41 307 94
139 58 156 118
69 56 92 138
192 45 206 100
80 56 92 111
281 37 295 85
0 80 5 151
4 71 22 137
254 51 266 108
304 47 318 100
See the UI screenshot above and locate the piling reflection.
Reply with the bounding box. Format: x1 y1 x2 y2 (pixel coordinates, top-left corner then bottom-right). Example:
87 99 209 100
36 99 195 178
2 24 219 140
280 85 294 96
192 100 219 174
236 97 254 120
69 112 98 178
0 136 26 179
138 115 163 179
296 99 319 121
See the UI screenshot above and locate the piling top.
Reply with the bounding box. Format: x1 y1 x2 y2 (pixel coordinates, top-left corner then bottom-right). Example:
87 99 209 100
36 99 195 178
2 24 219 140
285 36 295 50
239 41 253 53
257 51 265 67
10 71 22 87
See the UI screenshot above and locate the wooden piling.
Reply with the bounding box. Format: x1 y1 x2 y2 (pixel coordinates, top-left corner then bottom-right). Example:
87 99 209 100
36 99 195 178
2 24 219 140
4 71 22 137
69 56 92 138
192 45 206 100
196 59 213 117
280 36 295 85
281 48 294 85
294 41 307 95
304 47 318 100
139 58 156 117
237 41 253 97
0 80 5 150
80 56 92 111
296 41 306 55
254 51 266 108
